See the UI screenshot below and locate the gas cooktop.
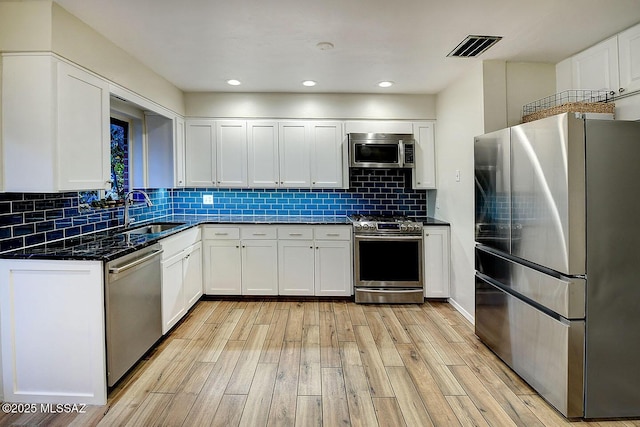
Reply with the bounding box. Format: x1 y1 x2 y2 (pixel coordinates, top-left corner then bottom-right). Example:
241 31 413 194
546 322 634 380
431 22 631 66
349 214 423 234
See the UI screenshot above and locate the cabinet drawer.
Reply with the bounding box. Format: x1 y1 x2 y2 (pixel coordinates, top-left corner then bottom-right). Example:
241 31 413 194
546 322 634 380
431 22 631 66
160 227 202 259
241 226 277 240
314 226 351 240
277 227 313 240
203 227 240 240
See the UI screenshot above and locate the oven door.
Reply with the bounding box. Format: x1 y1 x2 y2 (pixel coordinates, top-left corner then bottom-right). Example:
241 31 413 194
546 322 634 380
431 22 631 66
354 234 423 288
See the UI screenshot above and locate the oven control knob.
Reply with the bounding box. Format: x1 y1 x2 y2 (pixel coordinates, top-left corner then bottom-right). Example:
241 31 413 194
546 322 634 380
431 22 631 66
407 225 414 232
400 224 408 231
354 224 362 231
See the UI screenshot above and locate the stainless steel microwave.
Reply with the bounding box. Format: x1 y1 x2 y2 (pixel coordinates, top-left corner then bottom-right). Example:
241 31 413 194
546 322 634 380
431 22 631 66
348 133 415 168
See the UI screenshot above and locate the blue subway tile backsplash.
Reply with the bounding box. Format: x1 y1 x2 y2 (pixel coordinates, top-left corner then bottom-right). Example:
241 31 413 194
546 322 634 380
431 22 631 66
0 169 428 252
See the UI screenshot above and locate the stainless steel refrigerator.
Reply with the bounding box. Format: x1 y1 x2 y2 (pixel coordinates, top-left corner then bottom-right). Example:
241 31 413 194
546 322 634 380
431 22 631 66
474 112 640 419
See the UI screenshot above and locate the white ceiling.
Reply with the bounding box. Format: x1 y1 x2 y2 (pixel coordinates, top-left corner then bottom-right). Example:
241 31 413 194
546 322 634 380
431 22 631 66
54 0 640 94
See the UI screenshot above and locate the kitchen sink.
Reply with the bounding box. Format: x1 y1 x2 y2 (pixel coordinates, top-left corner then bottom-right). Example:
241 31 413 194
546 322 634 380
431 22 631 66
120 222 185 236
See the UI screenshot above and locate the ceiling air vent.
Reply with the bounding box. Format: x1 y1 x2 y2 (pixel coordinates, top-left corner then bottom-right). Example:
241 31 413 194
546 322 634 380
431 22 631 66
447 35 502 58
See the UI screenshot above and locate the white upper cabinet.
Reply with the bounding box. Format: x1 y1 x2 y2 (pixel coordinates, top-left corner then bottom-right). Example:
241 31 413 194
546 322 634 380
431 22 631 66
174 116 186 187
618 23 640 95
310 121 344 188
412 121 436 189
279 122 311 187
571 36 620 93
145 113 175 189
216 121 248 187
185 119 216 187
1 53 110 192
565 23 640 97
248 121 279 188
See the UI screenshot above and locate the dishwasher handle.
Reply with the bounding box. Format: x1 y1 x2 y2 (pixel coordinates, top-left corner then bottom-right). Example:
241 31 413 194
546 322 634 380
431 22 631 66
109 249 163 274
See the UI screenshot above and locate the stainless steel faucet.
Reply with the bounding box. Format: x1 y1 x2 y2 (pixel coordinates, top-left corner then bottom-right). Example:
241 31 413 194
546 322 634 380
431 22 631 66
123 190 153 228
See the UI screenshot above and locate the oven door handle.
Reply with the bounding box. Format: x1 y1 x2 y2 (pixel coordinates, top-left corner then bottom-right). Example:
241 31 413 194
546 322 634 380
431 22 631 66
358 288 423 293
355 234 422 240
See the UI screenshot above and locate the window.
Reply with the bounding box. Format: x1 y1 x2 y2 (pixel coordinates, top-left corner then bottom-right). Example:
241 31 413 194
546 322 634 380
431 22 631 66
79 117 130 206
107 117 129 200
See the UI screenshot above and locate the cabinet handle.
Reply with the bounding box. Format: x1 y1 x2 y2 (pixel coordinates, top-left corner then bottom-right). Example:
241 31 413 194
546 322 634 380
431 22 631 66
326 233 340 236
253 233 266 236
215 232 228 235
289 233 303 236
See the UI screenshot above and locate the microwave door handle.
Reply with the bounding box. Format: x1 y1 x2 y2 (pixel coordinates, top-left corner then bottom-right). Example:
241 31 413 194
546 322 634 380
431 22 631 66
398 140 404 167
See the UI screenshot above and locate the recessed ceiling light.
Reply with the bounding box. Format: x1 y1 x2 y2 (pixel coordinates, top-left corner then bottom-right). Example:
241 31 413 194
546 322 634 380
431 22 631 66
378 81 394 88
226 79 241 86
316 42 334 50
302 80 317 87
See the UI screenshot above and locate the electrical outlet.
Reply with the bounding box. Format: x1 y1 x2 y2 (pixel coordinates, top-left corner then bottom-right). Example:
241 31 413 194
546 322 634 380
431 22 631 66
203 194 214 205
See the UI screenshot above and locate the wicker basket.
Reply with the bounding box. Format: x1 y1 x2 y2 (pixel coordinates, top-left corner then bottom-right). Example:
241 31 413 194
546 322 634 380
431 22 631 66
522 90 615 123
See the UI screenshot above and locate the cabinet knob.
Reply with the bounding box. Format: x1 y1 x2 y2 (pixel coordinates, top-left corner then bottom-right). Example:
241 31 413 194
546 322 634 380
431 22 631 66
609 90 616 96
619 87 625 93
310 246 313 249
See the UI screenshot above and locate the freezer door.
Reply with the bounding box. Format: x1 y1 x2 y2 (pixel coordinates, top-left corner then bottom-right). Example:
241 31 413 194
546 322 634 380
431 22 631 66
474 128 511 253
510 113 586 275
476 246 585 319
475 273 585 418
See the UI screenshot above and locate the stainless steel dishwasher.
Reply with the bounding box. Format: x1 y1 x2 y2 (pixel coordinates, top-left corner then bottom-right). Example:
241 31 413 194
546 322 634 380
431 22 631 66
105 244 163 387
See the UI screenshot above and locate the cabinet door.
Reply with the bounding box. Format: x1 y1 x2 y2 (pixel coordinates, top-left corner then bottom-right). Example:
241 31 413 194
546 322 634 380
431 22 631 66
344 121 413 134
423 227 450 298
618 23 640 94
185 119 216 187
242 240 278 295
145 113 175 188
174 116 186 187
279 122 310 187
278 240 315 295
216 121 248 187
183 242 203 309
571 36 620 93
56 60 110 191
162 251 186 334
310 121 344 188
203 240 242 295
248 121 279 188
314 240 352 296
412 122 436 189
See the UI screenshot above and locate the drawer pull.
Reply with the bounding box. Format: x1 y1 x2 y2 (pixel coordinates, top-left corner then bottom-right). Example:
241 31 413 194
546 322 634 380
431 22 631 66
289 233 303 236
326 233 340 236
253 233 267 236
215 232 229 236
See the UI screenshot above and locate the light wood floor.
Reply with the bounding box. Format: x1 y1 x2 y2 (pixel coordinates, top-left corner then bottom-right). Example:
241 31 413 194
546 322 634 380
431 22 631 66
1 299 639 427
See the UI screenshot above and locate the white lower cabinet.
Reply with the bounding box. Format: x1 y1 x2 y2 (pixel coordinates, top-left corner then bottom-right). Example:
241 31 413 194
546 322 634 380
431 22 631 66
278 239 315 295
241 239 278 295
423 226 451 298
204 239 242 294
160 228 202 334
205 224 352 296
314 239 352 297
0 259 107 404
203 226 278 296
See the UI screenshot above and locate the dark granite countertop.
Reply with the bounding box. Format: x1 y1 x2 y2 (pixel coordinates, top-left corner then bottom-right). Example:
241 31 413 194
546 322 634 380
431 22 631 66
0 214 447 261
0 214 352 261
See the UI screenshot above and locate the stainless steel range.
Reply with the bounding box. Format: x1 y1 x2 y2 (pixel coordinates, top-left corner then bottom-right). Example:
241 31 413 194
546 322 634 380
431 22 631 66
350 215 424 303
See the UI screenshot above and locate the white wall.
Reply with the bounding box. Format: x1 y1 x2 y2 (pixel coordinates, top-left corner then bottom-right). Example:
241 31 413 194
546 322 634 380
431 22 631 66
0 1 52 51
51 3 184 115
185 92 436 119
0 1 185 115
434 62 485 322
506 62 556 126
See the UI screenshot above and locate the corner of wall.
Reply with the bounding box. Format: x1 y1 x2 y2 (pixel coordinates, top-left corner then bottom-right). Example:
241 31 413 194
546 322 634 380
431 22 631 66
482 60 508 133
50 2 185 115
